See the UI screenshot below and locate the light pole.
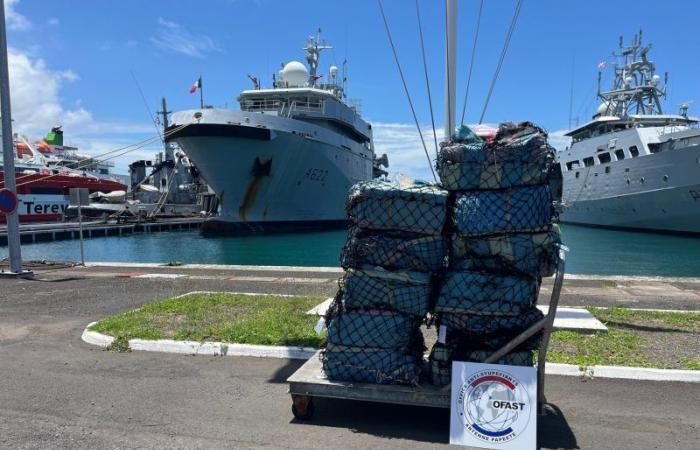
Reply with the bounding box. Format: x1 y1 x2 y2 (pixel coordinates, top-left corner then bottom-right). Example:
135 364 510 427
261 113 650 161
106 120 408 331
0 0 30 278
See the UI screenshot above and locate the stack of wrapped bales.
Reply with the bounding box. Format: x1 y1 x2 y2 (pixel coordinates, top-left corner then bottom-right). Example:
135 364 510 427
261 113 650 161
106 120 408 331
322 181 448 385
430 122 562 387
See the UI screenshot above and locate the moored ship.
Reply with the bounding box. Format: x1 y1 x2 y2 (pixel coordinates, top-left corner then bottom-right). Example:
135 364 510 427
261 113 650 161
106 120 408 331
167 31 383 234
559 31 700 233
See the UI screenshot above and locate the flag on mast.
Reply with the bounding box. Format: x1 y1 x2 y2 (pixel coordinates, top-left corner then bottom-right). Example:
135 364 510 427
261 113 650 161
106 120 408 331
598 60 607 70
189 77 202 94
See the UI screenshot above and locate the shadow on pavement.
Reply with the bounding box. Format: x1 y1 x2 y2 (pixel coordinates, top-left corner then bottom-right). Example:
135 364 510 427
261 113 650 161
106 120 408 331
286 398 578 447
538 403 579 449
291 397 450 445
267 359 305 384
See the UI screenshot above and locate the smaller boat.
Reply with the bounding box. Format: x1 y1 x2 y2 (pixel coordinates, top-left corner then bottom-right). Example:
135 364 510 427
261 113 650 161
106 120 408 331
1 133 127 223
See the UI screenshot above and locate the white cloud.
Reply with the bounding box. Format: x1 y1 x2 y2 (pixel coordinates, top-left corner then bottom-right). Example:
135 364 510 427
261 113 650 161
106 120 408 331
150 17 222 58
548 129 572 151
7 48 89 137
47 17 59 26
372 122 444 182
7 47 158 174
5 0 31 31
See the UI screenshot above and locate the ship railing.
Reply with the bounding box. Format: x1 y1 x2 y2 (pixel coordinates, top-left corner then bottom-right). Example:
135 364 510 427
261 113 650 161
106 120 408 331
281 99 325 118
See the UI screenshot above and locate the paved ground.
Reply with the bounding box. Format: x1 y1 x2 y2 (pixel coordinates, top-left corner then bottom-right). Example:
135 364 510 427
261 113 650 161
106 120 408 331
1 265 699 449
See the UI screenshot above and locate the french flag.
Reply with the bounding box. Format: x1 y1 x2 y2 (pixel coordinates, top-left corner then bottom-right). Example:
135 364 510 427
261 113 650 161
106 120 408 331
189 77 202 94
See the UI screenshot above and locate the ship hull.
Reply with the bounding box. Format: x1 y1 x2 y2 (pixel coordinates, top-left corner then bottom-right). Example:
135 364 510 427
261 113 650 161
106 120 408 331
170 113 373 233
561 142 700 234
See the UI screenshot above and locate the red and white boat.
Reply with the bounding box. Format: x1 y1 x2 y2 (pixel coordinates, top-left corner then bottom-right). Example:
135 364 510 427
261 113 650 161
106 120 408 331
1 128 127 223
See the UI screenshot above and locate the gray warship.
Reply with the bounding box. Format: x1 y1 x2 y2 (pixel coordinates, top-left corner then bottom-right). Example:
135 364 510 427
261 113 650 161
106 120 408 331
559 31 700 233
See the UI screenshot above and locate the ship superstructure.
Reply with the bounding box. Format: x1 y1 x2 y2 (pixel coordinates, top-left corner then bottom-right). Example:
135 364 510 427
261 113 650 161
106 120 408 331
559 31 700 233
167 30 383 233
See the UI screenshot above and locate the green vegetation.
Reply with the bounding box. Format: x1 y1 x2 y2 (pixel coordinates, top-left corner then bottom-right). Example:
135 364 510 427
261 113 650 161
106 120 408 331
91 295 699 370
90 293 325 348
547 307 700 369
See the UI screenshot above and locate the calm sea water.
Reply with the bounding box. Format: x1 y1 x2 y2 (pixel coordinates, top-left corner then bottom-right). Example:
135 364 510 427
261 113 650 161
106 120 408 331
2 225 700 276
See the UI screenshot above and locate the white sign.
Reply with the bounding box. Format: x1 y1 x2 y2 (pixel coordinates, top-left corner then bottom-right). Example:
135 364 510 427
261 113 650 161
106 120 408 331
450 362 537 449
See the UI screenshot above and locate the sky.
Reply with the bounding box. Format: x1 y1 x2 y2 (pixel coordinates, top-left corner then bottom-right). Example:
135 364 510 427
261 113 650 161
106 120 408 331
5 0 700 181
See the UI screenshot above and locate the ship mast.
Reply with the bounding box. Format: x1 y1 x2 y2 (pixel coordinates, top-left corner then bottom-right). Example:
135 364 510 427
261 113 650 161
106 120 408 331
303 28 332 87
444 0 458 138
157 98 174 162
598 30 667 117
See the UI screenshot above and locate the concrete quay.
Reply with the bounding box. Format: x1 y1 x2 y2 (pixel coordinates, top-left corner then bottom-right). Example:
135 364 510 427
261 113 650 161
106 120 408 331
0 263 698 449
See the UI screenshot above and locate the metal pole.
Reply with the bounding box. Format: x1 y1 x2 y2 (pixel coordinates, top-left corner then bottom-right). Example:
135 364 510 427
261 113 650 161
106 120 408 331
0 0 23 274
77 190 85 266
199 76 204 109
444 0 458 139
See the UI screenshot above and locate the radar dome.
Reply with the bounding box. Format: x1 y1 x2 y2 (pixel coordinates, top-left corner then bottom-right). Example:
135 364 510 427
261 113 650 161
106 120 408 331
651 74 661 86
596 101 614 116
281 61 308 87
329 65 338 77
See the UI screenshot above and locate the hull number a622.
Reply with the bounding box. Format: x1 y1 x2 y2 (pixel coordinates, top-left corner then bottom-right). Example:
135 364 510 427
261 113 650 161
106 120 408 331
304 168 328 182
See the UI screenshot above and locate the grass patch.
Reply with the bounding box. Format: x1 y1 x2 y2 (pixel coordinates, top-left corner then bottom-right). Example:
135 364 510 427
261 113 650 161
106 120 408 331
90 293 325 348
548 307 700 369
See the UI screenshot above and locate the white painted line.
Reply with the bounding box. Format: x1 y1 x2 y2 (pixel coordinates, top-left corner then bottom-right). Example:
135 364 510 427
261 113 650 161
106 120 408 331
81 323 315 359
82 263 700 282
545 363 700 383
537 306 608 332
169 291 301 298
305 301 608 332
586 306 700 314
85 262 344 273
81 322 114 347
307 298 334 316
133 273 186 279
81 324 700 383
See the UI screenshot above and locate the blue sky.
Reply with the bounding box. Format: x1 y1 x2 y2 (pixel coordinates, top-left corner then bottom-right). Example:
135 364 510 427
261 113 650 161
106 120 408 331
6 0 700 180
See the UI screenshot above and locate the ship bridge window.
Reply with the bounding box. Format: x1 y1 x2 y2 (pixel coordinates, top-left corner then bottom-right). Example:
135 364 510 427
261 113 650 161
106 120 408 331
629 146 640 157
565 160 580 171
649 143 662 154
583 157 595 167
598 152 612 164
614 149 625 160
30 187 63 195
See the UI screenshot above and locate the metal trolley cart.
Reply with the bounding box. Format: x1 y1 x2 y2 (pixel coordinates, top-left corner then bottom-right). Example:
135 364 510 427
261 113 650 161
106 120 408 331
287 252 566 420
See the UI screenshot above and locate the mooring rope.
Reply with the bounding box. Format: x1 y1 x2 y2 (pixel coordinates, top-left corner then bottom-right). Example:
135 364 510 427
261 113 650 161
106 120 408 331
377 0 437 182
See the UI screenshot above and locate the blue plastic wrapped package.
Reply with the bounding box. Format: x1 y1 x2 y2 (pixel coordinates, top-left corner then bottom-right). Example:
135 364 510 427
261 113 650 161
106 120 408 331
438 307 544 350
341 268 433 317
346 181 448 235
341 227 447 272
435 271 539 315
429 343 533 387
437 123 556 191
451 227 561 278
321 343 421 385
325 309 420 350
453 185 553 236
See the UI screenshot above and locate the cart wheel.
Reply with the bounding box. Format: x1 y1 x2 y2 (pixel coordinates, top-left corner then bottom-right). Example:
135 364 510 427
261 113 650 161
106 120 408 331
291 394 314 420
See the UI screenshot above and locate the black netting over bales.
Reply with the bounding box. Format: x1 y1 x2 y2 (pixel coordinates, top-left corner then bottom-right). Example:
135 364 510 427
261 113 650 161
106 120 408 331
341 226 447 272
321 343 422 385
453 185 554 237
346 181 448 235
437 307 544 350
437 122 557 191
451 227 561 278
435 271 539 316
429 343 533 387
324 300 424 350
340 268 433 317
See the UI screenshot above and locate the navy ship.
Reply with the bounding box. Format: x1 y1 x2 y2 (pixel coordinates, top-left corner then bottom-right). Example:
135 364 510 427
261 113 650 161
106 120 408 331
560 31 700 233
167 31 384 234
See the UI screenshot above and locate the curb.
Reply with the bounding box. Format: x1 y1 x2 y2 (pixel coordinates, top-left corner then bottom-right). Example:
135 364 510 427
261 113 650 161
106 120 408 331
82 323 700 383
81 322 316 360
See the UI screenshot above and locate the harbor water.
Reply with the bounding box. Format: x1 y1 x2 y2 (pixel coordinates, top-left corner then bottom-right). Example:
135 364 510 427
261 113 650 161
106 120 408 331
2 224 699 276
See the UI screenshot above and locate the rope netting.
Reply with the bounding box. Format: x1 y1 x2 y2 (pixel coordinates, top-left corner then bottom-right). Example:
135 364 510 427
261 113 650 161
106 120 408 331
346 181 448 235
341 227 447 273
436 122 557 191
321 121 563 388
